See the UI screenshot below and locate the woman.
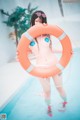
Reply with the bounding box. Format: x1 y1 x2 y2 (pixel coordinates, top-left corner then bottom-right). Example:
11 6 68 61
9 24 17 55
29 10 67 117
20 11 67 116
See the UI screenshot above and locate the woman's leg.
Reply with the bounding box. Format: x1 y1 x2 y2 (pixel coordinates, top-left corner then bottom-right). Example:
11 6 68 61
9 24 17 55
52 74 67 111
39 78 51 106
39 78 52 116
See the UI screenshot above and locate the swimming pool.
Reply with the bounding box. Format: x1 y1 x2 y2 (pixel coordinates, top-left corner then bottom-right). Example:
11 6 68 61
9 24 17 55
0 48 80 120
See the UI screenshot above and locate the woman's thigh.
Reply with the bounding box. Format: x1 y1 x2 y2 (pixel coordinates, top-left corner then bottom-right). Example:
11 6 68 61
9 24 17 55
38 77 51 92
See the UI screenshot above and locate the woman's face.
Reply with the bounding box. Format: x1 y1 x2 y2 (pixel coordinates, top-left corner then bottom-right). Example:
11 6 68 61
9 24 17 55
35 17 42 25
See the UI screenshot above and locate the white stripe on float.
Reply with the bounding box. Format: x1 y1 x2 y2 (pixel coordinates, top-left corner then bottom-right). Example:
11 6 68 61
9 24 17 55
23 32 35 41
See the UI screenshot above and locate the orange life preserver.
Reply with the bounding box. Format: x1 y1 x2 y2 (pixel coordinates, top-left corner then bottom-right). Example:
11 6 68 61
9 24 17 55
17 24 72 78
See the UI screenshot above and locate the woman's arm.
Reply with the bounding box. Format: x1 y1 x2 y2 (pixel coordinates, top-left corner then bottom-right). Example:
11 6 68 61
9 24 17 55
28 53 37 60
50 35 62 53
52 49 62 53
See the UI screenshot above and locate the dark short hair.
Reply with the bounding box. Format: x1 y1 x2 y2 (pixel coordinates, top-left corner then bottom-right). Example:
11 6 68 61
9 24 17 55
30 10 47 26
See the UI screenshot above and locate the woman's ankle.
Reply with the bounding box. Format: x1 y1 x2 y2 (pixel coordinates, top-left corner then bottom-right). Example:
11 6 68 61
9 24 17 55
48 105 52 111
63 101 67 107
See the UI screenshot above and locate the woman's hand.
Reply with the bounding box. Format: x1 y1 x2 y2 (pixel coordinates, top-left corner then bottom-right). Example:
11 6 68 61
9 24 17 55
16 51 19 62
